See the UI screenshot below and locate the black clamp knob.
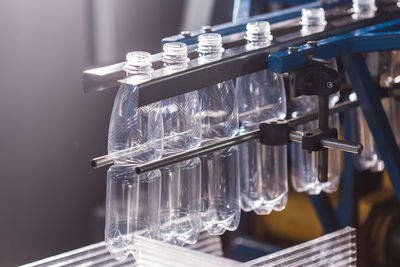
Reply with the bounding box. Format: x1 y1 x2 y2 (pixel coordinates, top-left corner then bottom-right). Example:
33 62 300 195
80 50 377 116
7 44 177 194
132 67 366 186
259 119 294 146
294 63 341 97
302 128 338 151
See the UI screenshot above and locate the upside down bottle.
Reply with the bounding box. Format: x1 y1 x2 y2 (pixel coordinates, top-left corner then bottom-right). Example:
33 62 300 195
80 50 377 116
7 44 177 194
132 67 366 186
197 33 241 235
349 93 384 172
105 51 163 261
291 8 341 194
236 21 288 214
158 42 202 246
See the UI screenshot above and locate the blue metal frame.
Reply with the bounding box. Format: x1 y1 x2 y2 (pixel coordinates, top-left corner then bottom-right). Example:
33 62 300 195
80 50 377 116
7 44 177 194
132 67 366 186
161 0 400 239
162 0 352 45
268 18 400 232
268 19 400 73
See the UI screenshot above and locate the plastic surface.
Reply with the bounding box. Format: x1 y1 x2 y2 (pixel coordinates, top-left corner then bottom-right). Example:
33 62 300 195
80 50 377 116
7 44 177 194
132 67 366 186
159 42 202 245
108 52 163 164
105 52 164 261
236 21 288 214
349 93 384 171
22 227 356 267
300 8 327 36
198 33 240 235
105 167 161 261
290 95 341 195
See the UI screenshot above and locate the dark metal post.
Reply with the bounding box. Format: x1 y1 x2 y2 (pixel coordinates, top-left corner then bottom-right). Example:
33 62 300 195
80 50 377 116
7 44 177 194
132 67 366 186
341 53 400 202
318 95 330 182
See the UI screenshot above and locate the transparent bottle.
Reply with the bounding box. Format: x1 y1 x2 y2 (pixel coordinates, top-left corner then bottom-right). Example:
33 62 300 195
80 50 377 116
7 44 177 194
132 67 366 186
349 93 384 172
197 33 240 235
236 21 288 214
300 8 327 36
290 59 341 195
158 42 202 245
106 166 161 261
105 51 164 261
352 0 377 19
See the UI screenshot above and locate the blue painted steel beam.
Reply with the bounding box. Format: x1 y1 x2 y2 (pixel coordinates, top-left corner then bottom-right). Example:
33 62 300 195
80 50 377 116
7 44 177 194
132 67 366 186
309 193 341 233
341 53 400 202
268 20 400 73
336 111 358 227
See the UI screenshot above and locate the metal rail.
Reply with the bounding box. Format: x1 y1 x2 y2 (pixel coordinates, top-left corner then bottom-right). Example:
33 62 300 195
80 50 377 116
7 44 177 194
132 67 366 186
83 1 400 107
91 99 361 171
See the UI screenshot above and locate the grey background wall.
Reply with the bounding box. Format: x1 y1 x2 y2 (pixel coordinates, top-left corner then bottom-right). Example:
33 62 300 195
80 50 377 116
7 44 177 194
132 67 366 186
0 1 185 265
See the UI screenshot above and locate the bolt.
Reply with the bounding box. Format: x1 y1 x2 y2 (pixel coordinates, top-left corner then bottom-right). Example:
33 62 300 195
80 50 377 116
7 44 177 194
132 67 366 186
202 25 213 33
307 41 318 47
288 46 299 53
326 81 333 89
181 31 191 38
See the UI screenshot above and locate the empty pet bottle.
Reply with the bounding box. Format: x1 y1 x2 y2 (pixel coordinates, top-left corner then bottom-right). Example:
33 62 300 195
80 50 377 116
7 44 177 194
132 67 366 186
105 51 163 260
236 21 288 214
290 59 341 195
349 93 384 171
158 42 202 246
197 33 241 235
352 0 376 19
300 8 327 36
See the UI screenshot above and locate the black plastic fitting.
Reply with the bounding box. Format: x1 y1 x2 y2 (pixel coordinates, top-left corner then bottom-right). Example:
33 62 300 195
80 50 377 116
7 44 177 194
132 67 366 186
295 63 341 97
302 128 338 151
259 119 294 146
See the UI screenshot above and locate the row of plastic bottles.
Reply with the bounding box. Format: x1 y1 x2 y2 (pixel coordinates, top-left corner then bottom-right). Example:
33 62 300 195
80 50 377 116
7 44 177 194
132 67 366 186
102 4 385 260
102 13 347 260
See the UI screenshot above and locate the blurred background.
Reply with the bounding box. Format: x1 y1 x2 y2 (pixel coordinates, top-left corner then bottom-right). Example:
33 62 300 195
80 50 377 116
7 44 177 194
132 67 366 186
2 1 400 266
0 0 234 265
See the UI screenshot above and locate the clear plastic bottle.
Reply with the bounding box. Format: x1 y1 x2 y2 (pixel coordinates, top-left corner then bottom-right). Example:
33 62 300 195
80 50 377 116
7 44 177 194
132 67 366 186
290 58 341 195
158 42 202 245
300 8 327 36
106 166 161 261
236 21 288 214
197 33 241 235
105 51 164 261
349 93 384 172
352 0 377 19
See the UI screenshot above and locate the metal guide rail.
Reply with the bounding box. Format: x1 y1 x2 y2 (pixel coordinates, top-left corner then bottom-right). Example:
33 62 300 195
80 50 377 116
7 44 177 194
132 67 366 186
83 0 400 107
91 99 362 171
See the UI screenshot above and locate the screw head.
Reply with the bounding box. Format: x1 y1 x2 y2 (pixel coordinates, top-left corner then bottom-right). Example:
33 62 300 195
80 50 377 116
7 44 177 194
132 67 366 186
202 25 213 33
288 46 299 53
307 41 318 47
180 31 191 38
326 81 333 89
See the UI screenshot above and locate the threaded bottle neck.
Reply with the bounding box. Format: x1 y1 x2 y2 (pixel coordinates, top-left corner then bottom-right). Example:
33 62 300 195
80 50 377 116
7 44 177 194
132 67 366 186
197 33 224 55
123 51 153 75
245 21 273 44
162 42 189 66
353 0 377 13
300 8 327 27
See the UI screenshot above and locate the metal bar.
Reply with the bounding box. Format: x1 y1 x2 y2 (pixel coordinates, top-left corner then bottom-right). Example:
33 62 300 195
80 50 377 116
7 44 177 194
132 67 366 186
318 95 330 182
341 53 400 202
288 99 359 126
83 6 400 102
135 130 260 174
309 193 341 233
336 109 359 227
269 19 400 73
288 132 362 154
91 99 360 169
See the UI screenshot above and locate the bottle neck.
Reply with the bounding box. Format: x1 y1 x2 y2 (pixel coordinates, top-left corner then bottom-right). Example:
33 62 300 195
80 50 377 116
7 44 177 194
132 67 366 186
245 21 273 46
353 0 377 14
300 8 327 27
123 51 153 75
162 42 189 66
198 33 224 57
